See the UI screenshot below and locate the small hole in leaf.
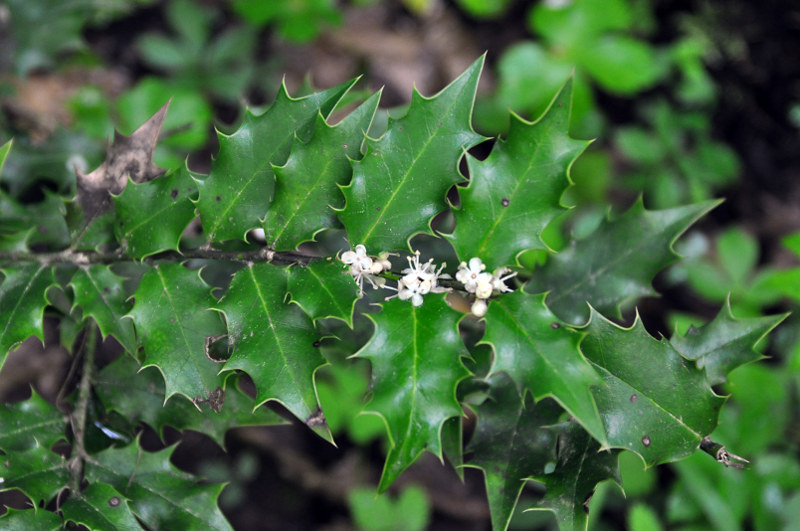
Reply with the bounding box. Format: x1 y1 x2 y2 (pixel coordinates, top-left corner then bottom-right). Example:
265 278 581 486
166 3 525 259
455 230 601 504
501 198 510 207
108 497 121 507
551 322 560 329
630 394 638 402
642 435 651 447
313 341 321 347
171 189 178 198
376 206 381 211
216 195 221 201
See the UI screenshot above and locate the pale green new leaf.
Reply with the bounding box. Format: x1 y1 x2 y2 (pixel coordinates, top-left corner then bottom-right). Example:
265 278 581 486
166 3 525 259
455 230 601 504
288 259 359 326
581 311 726 465
0 442 70 507
354 296 470 491
526 199 718 325
94 354 286 448
61 482 141 531
339 57 486 251
84 440 232 531
114 164 198 258
217 263 330 439
0 264 54 368
264 92 381 249
448 80 588 269
481 291 606 445
127 263 226 404
466 373 561 531
195 79 356 242
530 421 620 531
0 390 65 452
70 265 136 354
670 303 786 385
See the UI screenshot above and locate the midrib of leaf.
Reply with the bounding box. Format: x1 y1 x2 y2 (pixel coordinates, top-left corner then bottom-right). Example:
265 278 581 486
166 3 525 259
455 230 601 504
358 97 463 245
270 155 337 244
156 268 204 385
474 141 544 259
4 418 63 440
492 301 589 413
248 266 304 401
79 267 114 315
589 361 703 438
1 264 47 339
305 265 348 318
566 440 590 528
121 194 183 238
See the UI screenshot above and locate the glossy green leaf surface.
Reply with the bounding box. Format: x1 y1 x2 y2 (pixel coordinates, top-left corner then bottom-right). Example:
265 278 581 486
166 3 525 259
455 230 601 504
61 482 141 531
0 390 65 452
70 265 136 353
0 507 63 530
671 304 786 385
526 199 718 325
467 373 560 531
530 421 620 531
0 442 69 506
482 291 606 444
114 165 198 258
0 264 54 368
581 311 725 465
217 263 328 437
264 92 380 249
448 80 587 268
195 79 355 242
340 57 485 251
127 264 226 403
94 355 286 447
354 296 469 491
85 440 232 531
287 259 359 326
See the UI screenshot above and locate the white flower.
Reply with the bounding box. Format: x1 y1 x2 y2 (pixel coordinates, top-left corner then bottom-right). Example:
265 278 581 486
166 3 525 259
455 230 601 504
490 266 516 293
455 257 486 293
341 244 373 272
340 244 384 295
385 250 449 306
474 273 494 299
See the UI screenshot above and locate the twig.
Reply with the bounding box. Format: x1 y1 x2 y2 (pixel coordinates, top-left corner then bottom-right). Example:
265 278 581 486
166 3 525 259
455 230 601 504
68 321 98 493
700 436 750 469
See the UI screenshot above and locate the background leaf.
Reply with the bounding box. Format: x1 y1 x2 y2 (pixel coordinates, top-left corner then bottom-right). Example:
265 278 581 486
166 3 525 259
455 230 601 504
70 265 136 354
287 259 359 326
127 263 226 404
0 507 63 530
339 57 485 251
0 442 69 507
0 390 65 452
449 79 587 268
0 264 54 368
61 482 141 531
354 296 469 491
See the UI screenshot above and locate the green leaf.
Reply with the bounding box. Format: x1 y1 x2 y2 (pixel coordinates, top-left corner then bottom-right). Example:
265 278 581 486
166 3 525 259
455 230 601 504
575 35 664 94
0 189 70 250
217 263 329 438
94 355 286 448
61 482 141 531
0 140 11 170
264 92 381 249
287 259 359 326
0 442 69 507
339 57 486 251
0 390 65 452
353 296 469 491
127 264 226 404
580 311 726 465
0 264 54 368
671 304 786 385
0 507 63 530
466 373 560 531
114 165 199 258
481 291 606 445
348 485 431 531
448 79 587 268
195 79 356 242
526 199 718 325
84 440 232 531
529 421 620 531
69 266 136 354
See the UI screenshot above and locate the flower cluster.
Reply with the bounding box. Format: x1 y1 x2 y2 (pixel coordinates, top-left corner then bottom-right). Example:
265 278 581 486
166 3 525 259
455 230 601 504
340 246 516 314
455 257 516 317
386 250 450 306
340 244 390 294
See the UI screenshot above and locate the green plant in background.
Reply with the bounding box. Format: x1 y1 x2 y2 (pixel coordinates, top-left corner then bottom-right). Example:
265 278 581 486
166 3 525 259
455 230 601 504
348 485 431 531
615 99 740 208
231 0 342 42
0 58 785 531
